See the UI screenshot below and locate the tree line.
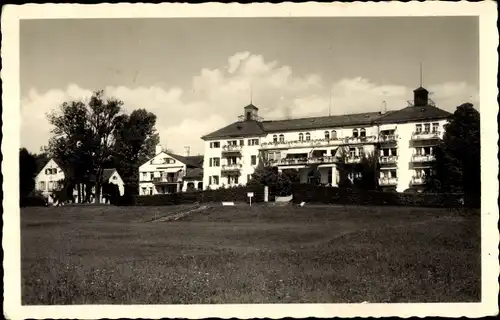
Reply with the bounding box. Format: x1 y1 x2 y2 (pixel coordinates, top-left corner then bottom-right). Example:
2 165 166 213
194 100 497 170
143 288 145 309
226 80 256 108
20 90 159 205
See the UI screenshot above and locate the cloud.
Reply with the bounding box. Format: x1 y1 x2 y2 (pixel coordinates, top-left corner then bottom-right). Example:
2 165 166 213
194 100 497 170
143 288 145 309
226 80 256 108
21 52 479 156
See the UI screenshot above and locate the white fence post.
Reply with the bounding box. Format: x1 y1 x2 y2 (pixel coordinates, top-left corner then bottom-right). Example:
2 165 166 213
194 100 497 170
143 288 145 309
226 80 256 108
264 186 269 202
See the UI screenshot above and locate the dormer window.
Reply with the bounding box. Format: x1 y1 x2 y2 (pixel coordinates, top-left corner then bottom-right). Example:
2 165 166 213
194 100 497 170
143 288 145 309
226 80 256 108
353 129 359 138
331 130 337 139
324 131 330 140
360 128 366 137
299 133 304 141
273 135 278 143
424 123 430 133
305 132 311 141
279 134 285 143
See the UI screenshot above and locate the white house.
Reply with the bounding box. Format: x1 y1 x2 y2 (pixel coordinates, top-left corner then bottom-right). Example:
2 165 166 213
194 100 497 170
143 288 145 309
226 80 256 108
200 86 451 193
138 145 204 196
34 159 125 203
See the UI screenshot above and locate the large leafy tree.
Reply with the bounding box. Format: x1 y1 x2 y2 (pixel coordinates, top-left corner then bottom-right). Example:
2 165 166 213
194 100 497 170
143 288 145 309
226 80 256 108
427 103 480 202
335 147 379 191
110 109 159 193
19 148 38 199
47 90 124 204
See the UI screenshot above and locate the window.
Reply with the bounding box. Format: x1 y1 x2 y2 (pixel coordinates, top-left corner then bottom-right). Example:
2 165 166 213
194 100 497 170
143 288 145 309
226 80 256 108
39 181 46 190
382 148 389 156
349 147 356 157
251 155 257 165
353 129 359 137
273 135 278 143
299 133 304 141
210 141 220 148
149 188 153 195
209 157 220 167
197 182 203 190
142 172 147 180
390 170 397 178
305 132 311 141
227 157 238 165
415 124 422 133
212 175 219 185
228 140 237 146
248 139 259 146
229 176 239 184
150 173 154 180
279 134 285 143
240 140 245 146
360 128 366 137
324 131 330 140
142 187 147 195
391 148 397 156
432 123 439 133
424 123 431 133
113 176 117 180
358 147 364 157
331 130 337 139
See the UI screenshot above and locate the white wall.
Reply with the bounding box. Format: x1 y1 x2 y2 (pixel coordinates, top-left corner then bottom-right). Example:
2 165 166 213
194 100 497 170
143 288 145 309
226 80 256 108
34 159 66 203
108 170 125 196
138 151 187 195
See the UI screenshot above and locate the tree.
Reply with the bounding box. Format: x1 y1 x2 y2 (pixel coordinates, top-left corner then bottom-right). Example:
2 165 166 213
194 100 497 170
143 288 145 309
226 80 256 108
427 103 480 204
336 147 379 191
110 109 159 193
19 148 37 199
47 90 124 204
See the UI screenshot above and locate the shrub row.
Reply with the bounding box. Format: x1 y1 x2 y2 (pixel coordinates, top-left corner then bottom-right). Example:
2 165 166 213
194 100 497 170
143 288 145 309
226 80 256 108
20 195 48 207
123 185 265 206
291 184 477 208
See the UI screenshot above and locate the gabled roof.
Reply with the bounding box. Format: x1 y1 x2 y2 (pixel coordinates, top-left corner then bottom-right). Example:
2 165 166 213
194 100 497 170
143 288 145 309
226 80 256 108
36 158 67 176
376 105 451 124
166 153 204 168
183 167 203 180
261 111 393 133
201 120 266 140
101 168 117 182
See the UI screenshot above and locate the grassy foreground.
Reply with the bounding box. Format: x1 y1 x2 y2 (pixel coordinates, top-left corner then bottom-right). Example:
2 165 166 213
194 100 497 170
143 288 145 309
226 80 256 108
21 204 480 304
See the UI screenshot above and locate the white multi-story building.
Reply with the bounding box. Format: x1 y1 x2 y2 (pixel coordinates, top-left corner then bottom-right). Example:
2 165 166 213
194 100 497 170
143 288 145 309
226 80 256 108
138 145 204 195
35 159 125 203
200 86 451 192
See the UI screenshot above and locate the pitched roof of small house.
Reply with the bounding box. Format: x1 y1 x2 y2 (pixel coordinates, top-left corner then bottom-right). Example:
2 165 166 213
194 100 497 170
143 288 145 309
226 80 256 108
183 167 203 180
165 153 204 168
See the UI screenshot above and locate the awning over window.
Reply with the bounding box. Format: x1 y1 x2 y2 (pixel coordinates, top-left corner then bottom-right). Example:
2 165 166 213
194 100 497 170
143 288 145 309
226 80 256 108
285 148 312 155
157 167 183 173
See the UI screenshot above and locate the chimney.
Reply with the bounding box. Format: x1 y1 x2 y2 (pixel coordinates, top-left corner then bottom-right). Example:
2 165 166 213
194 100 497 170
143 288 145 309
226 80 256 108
155 144 163 154
413 87 429 107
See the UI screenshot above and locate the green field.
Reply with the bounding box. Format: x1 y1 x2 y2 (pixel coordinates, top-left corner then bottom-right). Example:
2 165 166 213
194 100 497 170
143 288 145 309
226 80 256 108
21 204 481 304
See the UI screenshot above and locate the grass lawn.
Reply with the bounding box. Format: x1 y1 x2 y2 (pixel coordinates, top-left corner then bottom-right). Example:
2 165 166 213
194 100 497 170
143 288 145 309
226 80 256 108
21 204 481 304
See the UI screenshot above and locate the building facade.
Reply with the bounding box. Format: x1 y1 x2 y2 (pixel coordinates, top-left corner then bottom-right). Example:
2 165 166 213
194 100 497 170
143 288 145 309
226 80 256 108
34 159 125 203
201 86 451 192
138 145 204 195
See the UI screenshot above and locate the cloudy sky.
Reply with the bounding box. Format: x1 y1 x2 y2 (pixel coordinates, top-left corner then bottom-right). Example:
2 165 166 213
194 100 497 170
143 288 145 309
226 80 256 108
20 16 479 155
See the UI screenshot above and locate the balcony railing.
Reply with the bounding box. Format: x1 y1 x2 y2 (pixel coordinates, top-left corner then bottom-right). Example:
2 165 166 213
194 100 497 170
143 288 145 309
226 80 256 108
222 145 243 153
411 131 441 141
260 135 377 149
152 175 180 184
221 163 242 171
269 156 337 166
345 156 362 164
379 155 398 164
379 134 398 143
411 154 436 163
410 176 426 185
379 177 398 186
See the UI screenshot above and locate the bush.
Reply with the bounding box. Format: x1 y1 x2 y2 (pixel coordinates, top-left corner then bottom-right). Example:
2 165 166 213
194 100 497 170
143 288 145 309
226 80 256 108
291 183 468 208
20 191 48 207
129 185 265 206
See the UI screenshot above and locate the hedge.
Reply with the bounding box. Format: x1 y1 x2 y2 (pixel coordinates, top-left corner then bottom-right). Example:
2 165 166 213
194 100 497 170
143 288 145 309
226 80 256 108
121 185 265 206
291 184 478 208
20 195 48 207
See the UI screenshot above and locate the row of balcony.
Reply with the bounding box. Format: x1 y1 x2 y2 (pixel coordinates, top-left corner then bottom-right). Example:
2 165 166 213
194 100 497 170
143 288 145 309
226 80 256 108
220 133 440 153
152 174 183 184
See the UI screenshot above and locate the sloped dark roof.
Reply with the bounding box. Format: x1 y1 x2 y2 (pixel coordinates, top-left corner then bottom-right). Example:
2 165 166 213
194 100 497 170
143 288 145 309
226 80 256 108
165 153 204 168
376 105 451 124
201 120 266 140
262 111 393 133
183 167 203 180
102 168 117 182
